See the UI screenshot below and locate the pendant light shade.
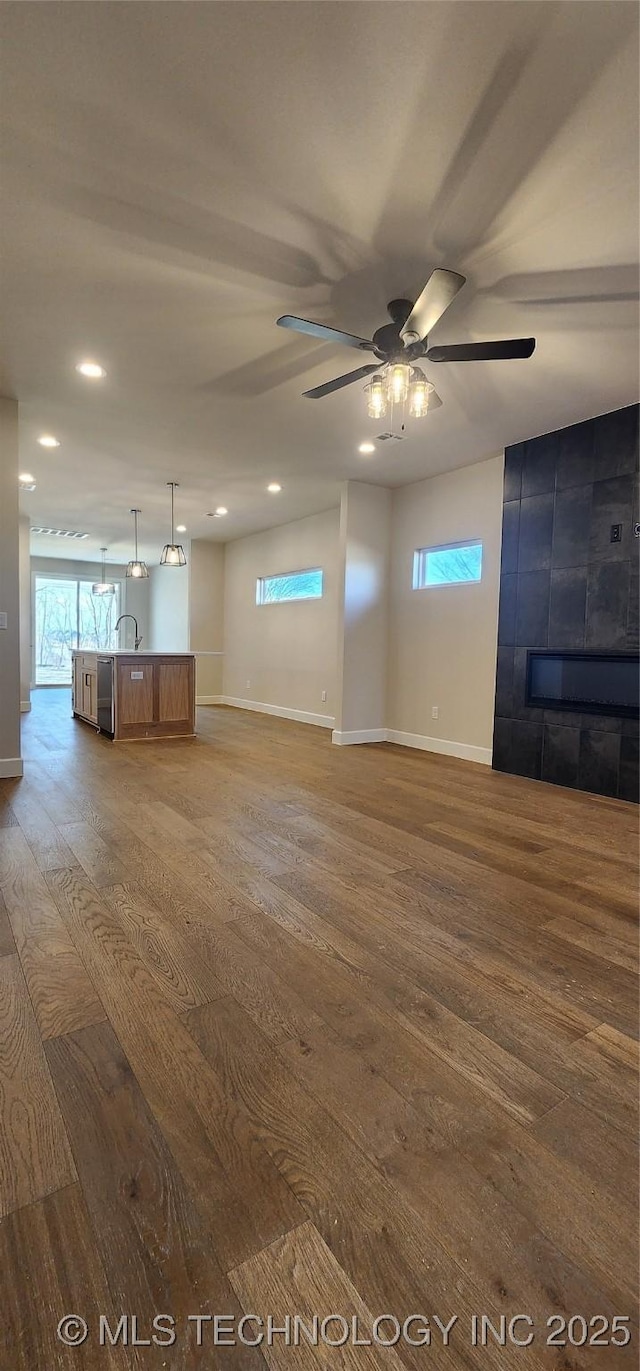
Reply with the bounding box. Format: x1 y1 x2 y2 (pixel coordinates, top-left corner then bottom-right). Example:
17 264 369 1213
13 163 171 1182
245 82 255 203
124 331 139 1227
160 482 187 566
408 368 433 418
126 508 149 579
366 373 387 420
92 547 115 595
387 362 412 406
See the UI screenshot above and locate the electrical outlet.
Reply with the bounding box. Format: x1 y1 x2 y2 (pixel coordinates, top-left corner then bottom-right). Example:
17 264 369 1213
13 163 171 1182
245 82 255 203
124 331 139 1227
0 611 7 630
245 679 251 690
431 705 439 720
321 690 327 703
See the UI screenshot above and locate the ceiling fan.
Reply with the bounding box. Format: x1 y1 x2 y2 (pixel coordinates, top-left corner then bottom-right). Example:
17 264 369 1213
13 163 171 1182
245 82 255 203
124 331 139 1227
277 268 535 411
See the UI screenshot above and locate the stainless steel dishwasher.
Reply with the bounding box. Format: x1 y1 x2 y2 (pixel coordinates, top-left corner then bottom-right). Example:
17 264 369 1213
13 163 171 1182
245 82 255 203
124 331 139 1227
97 657 115 736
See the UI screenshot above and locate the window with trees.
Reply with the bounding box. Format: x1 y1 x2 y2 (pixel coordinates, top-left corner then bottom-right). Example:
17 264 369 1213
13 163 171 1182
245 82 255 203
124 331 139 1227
35 575 121 684
412 542 483 589
256 568 323 605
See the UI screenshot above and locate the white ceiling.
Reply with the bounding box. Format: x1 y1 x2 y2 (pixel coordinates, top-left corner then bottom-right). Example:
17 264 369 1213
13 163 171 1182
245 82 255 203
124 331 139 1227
1 1 638 563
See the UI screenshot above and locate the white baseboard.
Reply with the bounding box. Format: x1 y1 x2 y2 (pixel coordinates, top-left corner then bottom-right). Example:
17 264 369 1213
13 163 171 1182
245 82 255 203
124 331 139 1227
387 729 492 766
20 700 31 713
0 757 23 778
332 728 388 746
216 696 334 729
195 698 490 762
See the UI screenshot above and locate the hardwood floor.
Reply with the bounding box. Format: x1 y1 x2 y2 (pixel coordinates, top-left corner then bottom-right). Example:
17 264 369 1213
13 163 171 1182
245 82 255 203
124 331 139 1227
1 688 637 1369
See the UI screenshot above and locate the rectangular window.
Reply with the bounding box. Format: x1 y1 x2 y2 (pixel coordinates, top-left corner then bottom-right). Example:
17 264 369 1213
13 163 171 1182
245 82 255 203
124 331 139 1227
256 567 323 605
413 541 483 589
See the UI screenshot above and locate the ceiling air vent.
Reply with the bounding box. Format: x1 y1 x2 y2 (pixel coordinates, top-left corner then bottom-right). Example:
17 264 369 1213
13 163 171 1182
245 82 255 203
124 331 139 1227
376 432 403 442
30 527 89 539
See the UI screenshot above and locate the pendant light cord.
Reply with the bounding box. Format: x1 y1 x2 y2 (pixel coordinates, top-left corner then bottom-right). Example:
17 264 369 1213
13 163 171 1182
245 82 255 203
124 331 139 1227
168 482 178 544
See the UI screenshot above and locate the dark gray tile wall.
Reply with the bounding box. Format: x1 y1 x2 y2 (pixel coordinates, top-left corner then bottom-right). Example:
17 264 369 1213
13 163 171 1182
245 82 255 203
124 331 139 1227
493 403 639 801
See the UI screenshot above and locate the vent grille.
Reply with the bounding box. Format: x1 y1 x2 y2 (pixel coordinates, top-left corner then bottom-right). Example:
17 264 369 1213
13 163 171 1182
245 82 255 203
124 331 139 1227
30 527 89 539
376 432 403 442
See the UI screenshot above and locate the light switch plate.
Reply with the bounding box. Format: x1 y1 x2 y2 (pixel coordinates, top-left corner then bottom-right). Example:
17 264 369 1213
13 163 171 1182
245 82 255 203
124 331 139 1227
0 612 7 629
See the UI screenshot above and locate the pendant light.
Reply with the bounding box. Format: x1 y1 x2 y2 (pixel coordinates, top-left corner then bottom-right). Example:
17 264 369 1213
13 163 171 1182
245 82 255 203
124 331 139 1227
160 482 186 566
92 547 115 595
126 508 149 579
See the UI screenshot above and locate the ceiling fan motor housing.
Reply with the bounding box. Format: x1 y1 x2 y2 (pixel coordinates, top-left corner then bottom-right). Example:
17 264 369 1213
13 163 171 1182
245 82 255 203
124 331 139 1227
372 299 428 361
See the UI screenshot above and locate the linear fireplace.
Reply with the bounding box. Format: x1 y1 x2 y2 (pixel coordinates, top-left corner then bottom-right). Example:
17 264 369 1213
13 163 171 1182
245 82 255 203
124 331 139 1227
526 651 640 718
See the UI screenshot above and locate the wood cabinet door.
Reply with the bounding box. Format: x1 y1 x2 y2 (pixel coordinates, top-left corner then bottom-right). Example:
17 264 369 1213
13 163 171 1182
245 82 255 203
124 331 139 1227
117 662 154 726
85 670 97 722
158 662 191 722
73 658 82 713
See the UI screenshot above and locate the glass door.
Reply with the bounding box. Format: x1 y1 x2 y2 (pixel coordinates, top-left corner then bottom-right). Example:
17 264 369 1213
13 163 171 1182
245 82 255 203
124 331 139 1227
34 575 120 685
78 581 120 651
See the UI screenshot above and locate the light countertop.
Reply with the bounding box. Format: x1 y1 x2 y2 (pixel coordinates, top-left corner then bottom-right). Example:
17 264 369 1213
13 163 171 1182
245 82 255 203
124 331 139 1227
72 649 195 657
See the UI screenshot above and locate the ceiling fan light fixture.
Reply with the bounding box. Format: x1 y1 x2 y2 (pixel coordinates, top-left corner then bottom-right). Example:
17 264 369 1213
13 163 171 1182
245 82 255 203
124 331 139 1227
126 509 149 579
366 373 387 420
408 369 433 419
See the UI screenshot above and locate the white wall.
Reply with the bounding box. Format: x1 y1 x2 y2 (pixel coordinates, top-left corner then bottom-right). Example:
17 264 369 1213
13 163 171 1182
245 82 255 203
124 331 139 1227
19 514 31 709
149 562 189 652
189 540 224 700
222 508 339 724
123 574 151 650
0 397 21 775
334 482 390 742
388 454 503 760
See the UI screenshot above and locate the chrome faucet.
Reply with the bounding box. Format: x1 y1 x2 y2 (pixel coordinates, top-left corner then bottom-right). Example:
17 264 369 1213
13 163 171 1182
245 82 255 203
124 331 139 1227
115 614 142 650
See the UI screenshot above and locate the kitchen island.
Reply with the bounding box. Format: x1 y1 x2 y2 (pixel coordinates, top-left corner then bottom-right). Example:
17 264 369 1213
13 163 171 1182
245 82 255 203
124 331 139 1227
72 650 196 741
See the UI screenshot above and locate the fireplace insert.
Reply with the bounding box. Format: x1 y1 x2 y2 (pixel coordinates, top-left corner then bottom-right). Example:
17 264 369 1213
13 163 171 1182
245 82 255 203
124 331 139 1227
526 650 639 718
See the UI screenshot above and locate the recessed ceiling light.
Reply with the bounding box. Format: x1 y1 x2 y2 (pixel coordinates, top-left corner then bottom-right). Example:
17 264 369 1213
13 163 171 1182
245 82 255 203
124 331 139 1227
176 524 187 533
214 506 228 517
358 442 376 454
38 434 60 448
76 360 106 379
267 482 282 493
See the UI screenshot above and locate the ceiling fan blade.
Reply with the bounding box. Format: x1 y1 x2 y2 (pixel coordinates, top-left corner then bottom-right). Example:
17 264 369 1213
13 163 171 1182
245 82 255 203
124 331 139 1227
303 365 379 399
277 315 375 351
400 269 466 343
427 338 536 362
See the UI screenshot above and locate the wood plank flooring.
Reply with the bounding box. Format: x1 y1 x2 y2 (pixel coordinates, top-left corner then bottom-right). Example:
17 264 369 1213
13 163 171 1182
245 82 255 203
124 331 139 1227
1 687 638 1370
